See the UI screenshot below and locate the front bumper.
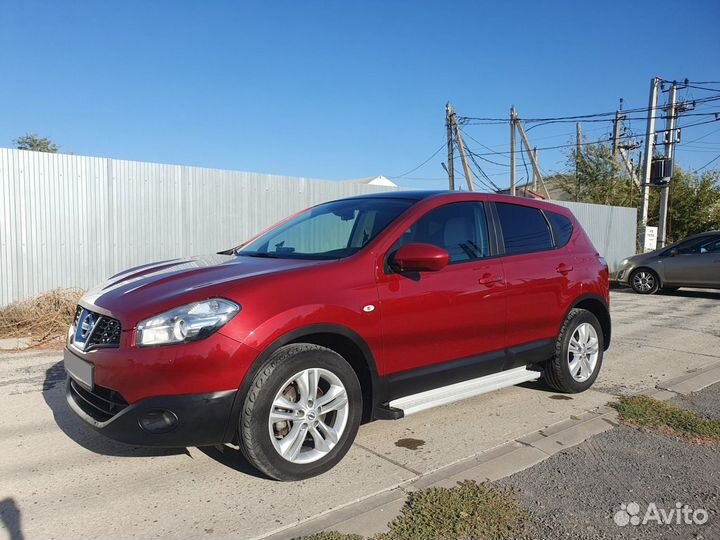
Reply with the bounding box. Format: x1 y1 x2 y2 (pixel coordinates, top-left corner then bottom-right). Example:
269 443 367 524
66 376 237 447
615 265 633 286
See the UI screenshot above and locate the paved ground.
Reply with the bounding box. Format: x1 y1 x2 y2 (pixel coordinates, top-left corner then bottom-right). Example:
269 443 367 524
499 382 720 540
1 288 720 540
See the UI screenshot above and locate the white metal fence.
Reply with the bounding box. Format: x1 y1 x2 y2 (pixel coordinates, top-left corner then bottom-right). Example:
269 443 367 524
0 148 636 306
0 149 397 305
553 200 637 276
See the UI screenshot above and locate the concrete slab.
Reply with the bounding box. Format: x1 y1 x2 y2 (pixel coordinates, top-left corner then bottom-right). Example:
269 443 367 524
0 337 32 350
354 385 610 475
431 445 549 488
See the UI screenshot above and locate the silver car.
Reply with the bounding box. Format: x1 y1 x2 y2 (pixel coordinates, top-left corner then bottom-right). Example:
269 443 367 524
617 231 720 294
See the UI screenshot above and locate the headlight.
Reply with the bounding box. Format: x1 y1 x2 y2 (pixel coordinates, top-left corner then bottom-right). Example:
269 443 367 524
136 299 240 347
621 258 629 266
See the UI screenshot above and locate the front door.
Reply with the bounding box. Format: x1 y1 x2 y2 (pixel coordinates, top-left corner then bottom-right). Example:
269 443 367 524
376 201 506 397
662 235 720 286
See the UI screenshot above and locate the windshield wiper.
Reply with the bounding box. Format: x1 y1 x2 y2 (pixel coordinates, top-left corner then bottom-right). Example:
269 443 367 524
236 251 278 258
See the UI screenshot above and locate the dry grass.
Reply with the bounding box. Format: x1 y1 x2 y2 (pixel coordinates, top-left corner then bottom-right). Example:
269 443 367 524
0 289 83 346
611 394 720 446
295 481 530 540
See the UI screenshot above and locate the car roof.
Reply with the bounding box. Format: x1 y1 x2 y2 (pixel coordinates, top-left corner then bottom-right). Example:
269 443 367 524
342 190 450 201
341 190 572 215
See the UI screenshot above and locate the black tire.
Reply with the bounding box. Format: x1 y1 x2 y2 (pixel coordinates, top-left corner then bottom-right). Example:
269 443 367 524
543 308 604 393
629 267 660 294
239 343 362 481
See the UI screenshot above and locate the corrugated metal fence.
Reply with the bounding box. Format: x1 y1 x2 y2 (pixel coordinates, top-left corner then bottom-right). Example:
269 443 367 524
0 149 396 305
554 200 636 276
0 148 636 306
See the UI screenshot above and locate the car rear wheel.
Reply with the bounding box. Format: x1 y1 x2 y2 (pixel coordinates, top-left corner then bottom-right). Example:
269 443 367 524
542 308 604 393
239 343 362 481
630 268 660 294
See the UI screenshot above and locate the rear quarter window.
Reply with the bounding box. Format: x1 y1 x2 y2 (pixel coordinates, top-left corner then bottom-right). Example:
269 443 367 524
496 202 553 255
546 211 574 248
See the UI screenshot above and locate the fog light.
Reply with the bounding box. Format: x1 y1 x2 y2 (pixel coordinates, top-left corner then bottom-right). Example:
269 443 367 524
139 410 178 434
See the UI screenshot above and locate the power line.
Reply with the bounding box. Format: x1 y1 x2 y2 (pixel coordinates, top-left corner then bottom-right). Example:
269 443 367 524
464 118 720 157
389 141 446 178
694 153 720 172
457 95 720 125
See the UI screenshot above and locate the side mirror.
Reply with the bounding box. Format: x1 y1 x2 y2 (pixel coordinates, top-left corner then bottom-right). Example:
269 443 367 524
669 248 679 257
391 243 449 273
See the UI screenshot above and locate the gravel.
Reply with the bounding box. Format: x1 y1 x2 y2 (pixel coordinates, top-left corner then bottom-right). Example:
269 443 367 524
498 383 720 540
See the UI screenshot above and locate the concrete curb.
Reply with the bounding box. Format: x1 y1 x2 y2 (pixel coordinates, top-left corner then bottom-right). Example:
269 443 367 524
263 361 720 540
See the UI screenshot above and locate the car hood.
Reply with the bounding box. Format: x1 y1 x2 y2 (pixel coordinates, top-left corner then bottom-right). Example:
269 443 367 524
81 254 325 321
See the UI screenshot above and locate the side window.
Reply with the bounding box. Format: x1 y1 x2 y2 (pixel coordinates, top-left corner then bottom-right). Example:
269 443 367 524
674 237 712 255
699 237 720 254
496 202 553 255
394 202 489 263
546 211 574 248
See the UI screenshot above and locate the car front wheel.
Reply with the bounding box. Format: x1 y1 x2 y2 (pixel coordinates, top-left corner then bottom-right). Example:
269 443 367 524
239 343 362 481
630 268 660 294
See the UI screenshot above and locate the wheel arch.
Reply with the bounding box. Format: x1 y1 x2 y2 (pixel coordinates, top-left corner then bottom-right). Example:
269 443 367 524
567 294 611 350
224 325 380 442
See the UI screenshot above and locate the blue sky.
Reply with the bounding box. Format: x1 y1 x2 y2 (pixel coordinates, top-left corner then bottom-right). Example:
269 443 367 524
1 0 719 190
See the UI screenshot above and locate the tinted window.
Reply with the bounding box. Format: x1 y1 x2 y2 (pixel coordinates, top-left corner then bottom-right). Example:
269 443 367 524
671 236 717 255
496 202 553 255
698 237 720 254
394 202 489 263
546 211 574 247
239 198 413 260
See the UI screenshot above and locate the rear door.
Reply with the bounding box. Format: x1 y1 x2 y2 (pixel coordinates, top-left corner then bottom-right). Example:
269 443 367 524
376 201 507 391
493 202 575 363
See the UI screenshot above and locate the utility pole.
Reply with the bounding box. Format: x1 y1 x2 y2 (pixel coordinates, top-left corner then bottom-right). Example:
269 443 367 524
451 117 475 192
657 82 678 248
445 103 455 190
532 147 538 192
510 107 517 196
612 104 624 158
575 123 582 201
640 77 660 227
515 118 550 199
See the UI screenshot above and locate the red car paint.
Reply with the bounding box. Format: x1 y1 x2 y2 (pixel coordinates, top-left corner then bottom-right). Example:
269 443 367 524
66 191 609 447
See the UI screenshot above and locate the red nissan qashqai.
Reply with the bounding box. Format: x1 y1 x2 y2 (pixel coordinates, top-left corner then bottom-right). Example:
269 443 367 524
65 191 610 480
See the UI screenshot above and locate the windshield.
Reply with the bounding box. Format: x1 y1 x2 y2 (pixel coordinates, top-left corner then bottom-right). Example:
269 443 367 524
237 198 414 260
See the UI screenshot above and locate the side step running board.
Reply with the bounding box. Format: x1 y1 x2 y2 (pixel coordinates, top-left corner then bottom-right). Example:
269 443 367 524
389 367 542 417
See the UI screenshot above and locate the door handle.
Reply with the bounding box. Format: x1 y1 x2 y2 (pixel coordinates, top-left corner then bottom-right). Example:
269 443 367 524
556 263 574 275
478 273 503 286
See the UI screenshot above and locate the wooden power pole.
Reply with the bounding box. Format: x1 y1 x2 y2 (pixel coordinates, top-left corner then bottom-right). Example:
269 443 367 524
510 107 517 196
514 118 550 199
451 118 475 192
445 103 455 190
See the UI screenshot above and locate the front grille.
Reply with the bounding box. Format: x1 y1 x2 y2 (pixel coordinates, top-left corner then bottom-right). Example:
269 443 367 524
69 378 128 422
89 317 122 347
72 305 122 350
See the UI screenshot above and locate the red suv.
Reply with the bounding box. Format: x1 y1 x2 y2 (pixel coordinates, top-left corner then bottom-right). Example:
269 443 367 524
65 191 610 480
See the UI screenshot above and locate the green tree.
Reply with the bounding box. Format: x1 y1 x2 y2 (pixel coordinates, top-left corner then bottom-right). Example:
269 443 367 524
12 133 59 153
557 142 720 244
662 169 720 242
556 143 637 207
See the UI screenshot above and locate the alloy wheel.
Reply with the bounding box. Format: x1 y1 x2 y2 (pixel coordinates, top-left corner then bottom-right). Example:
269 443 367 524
632 270 656 293
567 322 600 382
268 368 349 464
